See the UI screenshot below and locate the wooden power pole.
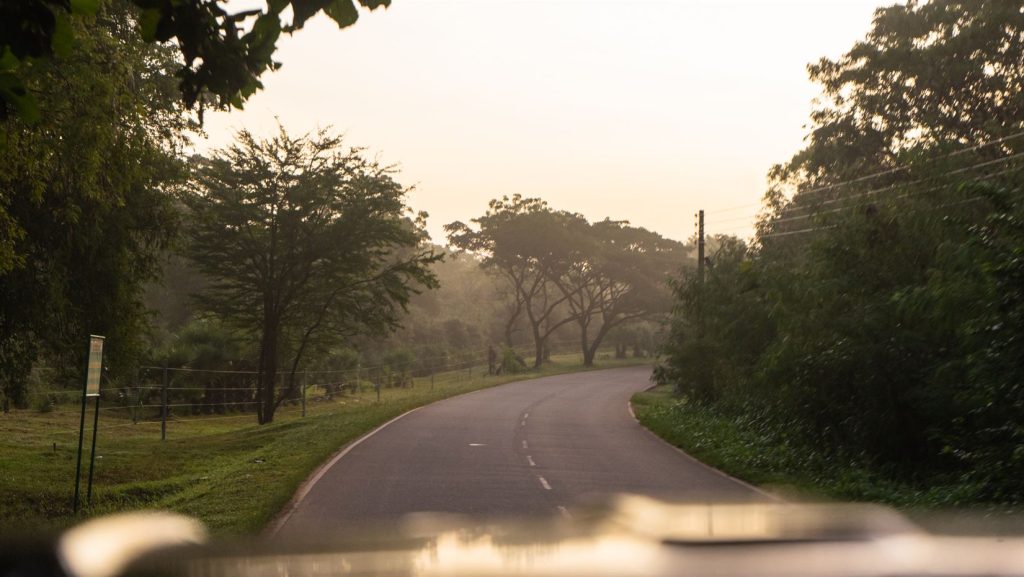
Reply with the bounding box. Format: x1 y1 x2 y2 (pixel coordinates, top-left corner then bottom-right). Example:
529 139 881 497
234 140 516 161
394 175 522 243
696 210 705 338
697 209 705 283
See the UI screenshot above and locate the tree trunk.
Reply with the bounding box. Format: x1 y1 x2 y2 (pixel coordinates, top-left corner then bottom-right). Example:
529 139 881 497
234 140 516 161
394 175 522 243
258 316 279 424
532 326 544 368
585 318 617 367
580 321 592 366
504 302 521 347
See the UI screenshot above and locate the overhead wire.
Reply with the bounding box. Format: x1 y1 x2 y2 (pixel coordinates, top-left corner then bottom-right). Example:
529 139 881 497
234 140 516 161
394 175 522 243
706 155 1024 239
701 129 1024 219
759 162 1024 230
776 162 1021 229
754 166 1022 241
778 151 1024 220
774 130 1024 204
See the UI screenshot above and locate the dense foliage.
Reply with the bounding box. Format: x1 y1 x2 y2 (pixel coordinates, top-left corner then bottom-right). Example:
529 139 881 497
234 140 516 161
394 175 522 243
1 0 390 120
0 3 188 406
657 0 1024 504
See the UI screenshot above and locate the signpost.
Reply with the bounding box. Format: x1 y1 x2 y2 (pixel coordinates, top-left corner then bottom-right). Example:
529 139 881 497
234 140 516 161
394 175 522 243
73 335 104 513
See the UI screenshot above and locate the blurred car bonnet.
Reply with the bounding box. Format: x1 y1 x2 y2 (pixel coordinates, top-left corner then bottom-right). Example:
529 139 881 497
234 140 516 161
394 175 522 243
10 496 1024 577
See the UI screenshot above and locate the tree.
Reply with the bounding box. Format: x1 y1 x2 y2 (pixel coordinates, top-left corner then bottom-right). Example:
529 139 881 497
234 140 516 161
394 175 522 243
765 0 1024 218
185 126 438 424
0 2 187 406
449 196 686 367
1 0 391 121
551 219 685 366
446 196 583 368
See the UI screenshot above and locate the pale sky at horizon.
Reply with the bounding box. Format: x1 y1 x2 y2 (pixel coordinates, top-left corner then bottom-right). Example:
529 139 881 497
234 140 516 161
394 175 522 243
196 0 902 245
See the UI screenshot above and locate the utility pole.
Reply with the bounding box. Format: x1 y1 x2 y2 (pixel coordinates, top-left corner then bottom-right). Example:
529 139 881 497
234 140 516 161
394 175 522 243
697 209 705 284
696 210 706 339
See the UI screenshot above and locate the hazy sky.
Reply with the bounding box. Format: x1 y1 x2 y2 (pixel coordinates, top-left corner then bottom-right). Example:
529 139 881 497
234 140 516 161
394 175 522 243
198 0 899 244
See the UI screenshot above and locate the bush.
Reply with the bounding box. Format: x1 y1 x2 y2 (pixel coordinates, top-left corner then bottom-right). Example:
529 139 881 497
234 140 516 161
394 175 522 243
499 347 527 375
32 395 55 414
657 183 1024 504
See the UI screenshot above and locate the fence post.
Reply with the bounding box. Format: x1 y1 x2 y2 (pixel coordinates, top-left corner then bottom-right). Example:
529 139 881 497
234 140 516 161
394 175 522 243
130 368 137 424
132 382 139 425
430 371 434 390
301 373 307 418
161 365 168 441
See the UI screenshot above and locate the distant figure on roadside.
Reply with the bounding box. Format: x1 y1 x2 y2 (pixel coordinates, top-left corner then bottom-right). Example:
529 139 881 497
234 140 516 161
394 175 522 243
488 345 498 375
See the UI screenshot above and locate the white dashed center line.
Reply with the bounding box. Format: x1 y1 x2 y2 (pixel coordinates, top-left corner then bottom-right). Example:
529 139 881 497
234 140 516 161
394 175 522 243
537 476 552 490
526 455 536 467
557 506 572 518
522 440 528 449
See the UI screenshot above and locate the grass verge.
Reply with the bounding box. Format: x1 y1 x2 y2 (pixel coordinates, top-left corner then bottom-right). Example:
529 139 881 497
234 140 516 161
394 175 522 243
631 385 1005 511
1 353 649 535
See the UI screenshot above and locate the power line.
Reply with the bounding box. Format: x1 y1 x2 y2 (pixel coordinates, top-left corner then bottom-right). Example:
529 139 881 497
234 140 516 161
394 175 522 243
783 130 1024 202
705 201 763 216
760 160 1024 230
709 211 763 226
755 171 1019 241
707 155 1024 237
703 130 1024 218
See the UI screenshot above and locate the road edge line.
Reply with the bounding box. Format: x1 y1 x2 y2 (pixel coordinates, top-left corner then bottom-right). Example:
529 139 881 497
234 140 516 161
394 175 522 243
264 406 424 538
628 384 784 503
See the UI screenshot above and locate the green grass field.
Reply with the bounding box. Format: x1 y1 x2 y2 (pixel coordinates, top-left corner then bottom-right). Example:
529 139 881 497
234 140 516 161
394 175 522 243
0 353 649 535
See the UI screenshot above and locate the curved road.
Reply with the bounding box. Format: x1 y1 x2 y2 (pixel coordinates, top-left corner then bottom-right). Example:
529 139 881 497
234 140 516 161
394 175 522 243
275 366 766 537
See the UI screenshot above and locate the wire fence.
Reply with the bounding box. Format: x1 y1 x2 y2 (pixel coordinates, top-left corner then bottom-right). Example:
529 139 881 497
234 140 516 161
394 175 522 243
20 339 603 440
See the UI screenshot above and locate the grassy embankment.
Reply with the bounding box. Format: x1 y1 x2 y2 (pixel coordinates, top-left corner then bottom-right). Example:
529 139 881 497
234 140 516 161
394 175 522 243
1 353 649 535
632 385 1000 511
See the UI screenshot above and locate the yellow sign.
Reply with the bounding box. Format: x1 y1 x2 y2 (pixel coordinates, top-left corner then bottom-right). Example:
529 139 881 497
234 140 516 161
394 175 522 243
86 335 104 397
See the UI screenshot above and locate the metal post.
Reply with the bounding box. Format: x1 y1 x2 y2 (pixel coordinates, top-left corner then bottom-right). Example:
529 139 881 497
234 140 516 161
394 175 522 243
132 371 140 424
161 365 169 441
430 371 434 390
375 381 381 402
86 395 100 505
73 377 88 513
301 373 307 417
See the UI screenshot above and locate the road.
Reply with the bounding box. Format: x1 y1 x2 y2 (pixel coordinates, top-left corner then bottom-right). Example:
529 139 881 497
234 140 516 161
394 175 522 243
275 366 767 537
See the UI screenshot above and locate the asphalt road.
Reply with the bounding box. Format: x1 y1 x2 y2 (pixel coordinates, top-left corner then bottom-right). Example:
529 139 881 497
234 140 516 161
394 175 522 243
275 366 767 537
